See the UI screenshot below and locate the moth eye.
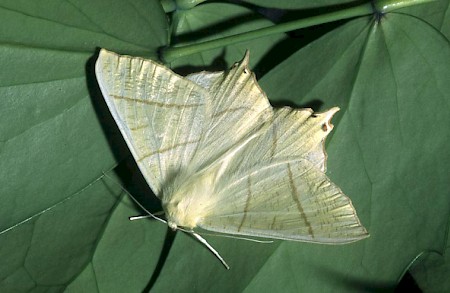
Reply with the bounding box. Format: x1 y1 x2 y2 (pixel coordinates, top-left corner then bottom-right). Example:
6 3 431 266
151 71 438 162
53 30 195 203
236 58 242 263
244 68 249 74
322 123 328 132
168 221 177 231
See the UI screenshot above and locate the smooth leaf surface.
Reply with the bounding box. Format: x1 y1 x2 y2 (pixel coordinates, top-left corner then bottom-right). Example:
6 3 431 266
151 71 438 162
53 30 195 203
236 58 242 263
1 0 449 292
252 13 450 292
0 0 166 54
410 228 450 292
0 0 167 292
0 173 122 292
396 0 450 39
66 194 167 292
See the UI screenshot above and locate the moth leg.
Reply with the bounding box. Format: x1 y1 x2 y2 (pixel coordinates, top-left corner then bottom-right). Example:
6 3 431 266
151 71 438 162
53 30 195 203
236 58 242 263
129 211 165 221
191 232 230 270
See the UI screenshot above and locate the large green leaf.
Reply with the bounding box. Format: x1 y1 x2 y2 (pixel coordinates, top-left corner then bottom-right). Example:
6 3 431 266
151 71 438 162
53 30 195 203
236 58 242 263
1 0 449 292
252 13 450 292
0 0 167 291
147 8 450 292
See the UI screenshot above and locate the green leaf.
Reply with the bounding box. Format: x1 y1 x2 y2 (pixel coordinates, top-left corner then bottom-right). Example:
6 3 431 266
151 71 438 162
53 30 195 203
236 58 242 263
410 227 450 292
149 11 450 291
0 0 167 54
66 194 167 292
1 0 449 292
0 0 168 291
254 12 450 291
394 0 450 39
0 173 123 292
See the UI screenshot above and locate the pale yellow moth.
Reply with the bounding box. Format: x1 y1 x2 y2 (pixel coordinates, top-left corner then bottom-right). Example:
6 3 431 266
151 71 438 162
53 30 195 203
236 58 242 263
95 49 368 269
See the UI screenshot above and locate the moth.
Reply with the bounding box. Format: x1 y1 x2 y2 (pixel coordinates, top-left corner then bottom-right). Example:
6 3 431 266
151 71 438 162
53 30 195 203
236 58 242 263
95 49 368 269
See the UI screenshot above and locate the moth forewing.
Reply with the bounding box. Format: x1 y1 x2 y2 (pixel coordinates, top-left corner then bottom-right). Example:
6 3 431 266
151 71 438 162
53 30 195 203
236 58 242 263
95 49 208 197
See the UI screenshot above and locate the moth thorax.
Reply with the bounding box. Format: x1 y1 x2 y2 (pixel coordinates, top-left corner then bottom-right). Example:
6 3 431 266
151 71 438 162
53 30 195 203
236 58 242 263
163 172 216 230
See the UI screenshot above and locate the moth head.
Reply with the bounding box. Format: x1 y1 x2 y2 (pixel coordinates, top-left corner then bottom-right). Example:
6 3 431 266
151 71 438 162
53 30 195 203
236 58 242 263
168 220 178 231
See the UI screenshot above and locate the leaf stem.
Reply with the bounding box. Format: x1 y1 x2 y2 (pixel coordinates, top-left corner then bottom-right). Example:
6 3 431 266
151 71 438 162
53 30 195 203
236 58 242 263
160 0 436 63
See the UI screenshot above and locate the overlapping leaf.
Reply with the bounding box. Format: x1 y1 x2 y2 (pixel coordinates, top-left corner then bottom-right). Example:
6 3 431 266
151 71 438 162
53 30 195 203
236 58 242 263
1 0 449 292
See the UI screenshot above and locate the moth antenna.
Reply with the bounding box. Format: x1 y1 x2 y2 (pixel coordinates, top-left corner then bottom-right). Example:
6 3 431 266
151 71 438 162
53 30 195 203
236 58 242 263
101 171 167 225
196 232 274 243
191 232 230 270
